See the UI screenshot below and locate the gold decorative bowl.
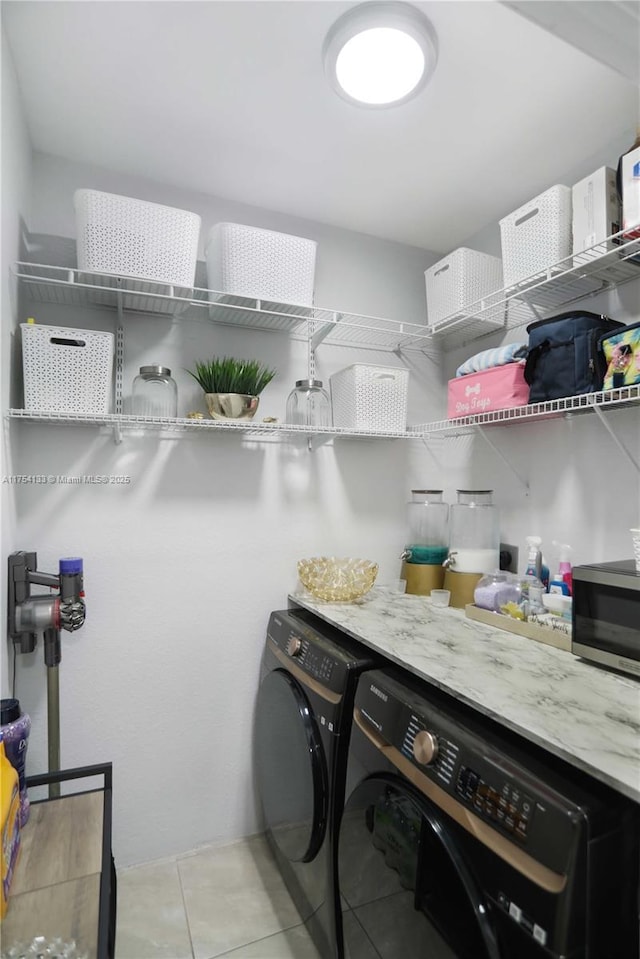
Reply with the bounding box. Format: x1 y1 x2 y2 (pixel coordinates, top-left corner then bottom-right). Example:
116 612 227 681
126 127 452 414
297 557 378 602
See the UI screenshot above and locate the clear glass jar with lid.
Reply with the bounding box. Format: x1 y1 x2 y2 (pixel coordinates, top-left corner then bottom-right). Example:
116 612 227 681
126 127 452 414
403 490 449 565
448 490 500 574
286 379 331 428
131 365 178 418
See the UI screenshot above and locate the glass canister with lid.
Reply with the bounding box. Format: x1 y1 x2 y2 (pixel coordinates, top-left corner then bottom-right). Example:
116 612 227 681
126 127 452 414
286 379 332 428
447 490 500 574
403 490 449 565
132 365 178 418
401 490 449 595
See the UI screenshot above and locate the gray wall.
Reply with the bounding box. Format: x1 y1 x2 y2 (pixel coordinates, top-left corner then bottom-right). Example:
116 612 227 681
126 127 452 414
1 25 32 696
10 151 444 867
5 90 639 872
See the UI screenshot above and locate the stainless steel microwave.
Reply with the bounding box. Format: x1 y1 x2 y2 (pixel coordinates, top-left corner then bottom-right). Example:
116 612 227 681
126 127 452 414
572 559 640 678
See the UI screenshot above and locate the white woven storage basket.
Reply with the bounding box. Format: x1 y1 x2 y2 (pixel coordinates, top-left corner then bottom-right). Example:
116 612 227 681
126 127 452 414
205 223 317 305
74 189 201 287
22 323 114 414
330 365 409 432
500 185 572 287
425 247 503 328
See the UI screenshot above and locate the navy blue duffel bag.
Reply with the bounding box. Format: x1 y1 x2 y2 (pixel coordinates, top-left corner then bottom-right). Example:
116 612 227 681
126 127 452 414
523 310 625 402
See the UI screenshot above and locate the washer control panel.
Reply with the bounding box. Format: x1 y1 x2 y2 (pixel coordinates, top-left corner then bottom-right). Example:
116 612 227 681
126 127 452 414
456 766 534 844
402 715 459 788
356 669 580 875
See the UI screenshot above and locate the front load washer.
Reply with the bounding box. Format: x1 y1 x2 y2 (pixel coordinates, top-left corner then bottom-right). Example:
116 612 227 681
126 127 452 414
254 608 379 959
338 667 639 959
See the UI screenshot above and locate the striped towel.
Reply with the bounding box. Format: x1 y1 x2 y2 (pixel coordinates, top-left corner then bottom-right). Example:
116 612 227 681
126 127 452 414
456 343 528 377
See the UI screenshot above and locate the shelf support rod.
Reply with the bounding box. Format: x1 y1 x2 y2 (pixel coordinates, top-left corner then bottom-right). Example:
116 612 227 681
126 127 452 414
588 403 639 474
113 293 125 445
308 324 316 381
115 294 124 415
476 425 530 491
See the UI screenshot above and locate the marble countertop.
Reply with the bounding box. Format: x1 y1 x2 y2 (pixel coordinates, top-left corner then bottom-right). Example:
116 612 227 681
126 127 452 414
289 587 640 803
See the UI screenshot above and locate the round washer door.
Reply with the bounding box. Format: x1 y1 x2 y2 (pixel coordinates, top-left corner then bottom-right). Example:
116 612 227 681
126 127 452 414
255 668 328 863
339 776 500 959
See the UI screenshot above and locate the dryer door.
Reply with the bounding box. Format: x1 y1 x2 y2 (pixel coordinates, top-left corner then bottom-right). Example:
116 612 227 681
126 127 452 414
255 668 328 863
339 775 500 959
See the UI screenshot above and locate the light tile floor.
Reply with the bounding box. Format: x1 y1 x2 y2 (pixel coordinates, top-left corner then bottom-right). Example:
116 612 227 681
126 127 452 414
115 834 323 959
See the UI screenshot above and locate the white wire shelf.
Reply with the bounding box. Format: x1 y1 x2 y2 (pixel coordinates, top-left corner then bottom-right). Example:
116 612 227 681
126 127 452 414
12 263 434 354
409 384 640 437
426 231 640 352
6 409 419 440
14 231 640 357
10 384 639 441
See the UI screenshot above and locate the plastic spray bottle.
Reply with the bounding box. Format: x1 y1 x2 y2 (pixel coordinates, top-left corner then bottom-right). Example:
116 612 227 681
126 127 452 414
524 536 550 590
550 543 573 596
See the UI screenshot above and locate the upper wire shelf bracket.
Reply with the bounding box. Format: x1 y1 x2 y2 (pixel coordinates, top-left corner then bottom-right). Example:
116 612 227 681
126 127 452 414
12 262 434 354
425 231 640 352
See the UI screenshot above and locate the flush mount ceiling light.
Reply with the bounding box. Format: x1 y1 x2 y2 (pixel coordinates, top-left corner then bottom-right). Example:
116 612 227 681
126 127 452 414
323 1 438 108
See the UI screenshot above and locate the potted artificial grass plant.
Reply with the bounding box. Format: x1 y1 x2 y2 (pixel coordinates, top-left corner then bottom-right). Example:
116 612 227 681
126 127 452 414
187 356 276 420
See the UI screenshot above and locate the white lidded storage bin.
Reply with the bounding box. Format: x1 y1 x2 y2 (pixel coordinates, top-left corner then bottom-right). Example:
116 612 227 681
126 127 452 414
21 323 114 413
330 364 409 433
425 247 503 329
74 189 201 287
499 185 572 287
205 223 317 305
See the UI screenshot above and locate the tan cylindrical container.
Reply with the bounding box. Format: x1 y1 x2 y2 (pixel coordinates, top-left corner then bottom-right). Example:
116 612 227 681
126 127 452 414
443 570 483 609
402 562 445 596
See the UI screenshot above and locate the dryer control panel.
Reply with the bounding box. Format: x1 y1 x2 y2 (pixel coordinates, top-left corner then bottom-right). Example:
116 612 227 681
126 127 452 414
268 612 345 693
356 669 585 876
266 610 375 697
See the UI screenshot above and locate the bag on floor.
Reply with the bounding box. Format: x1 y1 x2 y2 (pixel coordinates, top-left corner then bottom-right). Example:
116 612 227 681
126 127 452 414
599 320 640 390
524 310 624 402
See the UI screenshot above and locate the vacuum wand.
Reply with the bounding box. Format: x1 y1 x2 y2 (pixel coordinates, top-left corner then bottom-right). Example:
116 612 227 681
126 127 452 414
8 553 86 797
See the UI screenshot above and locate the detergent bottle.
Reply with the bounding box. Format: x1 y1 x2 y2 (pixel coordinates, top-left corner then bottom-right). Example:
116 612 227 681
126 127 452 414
550 543 573 596
524 536 550 590
0 735 21 919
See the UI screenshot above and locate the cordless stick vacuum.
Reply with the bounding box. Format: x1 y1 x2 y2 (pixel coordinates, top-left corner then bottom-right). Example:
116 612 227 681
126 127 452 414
8 552 86 797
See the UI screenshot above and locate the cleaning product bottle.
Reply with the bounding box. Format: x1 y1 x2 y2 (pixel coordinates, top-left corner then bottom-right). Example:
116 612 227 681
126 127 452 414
538 541 550 591
524 536 550 591
550 542 573 596
524 537 544 613
0 735 21 919
524 536 541 577
0 700 31 827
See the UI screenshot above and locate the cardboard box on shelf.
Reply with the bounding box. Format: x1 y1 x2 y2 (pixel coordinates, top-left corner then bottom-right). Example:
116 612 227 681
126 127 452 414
621 146 640 239
572 166 620 255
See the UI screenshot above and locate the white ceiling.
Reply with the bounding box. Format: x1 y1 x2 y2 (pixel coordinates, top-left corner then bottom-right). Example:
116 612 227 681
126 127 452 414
3 0 639 253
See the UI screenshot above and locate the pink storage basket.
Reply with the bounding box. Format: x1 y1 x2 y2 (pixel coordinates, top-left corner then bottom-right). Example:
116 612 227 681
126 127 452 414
448 363 529 419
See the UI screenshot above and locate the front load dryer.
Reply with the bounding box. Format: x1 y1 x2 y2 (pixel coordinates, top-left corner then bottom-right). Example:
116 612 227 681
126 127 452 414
337 667 639 959
254 608 378 959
